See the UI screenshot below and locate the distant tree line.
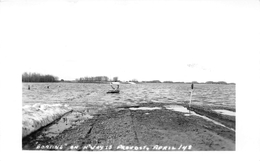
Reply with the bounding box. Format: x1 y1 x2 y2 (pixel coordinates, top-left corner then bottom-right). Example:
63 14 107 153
22 72 59 82
186 81 234 85
162 81 187 83
142 80 162 83
205 81 228 84
183 81 232 84
75 76 119 83
139 80 234 85
129 79 139 83
163 81 174 83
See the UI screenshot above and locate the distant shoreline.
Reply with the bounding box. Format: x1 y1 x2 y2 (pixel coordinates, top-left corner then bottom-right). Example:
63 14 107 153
22 81 236 85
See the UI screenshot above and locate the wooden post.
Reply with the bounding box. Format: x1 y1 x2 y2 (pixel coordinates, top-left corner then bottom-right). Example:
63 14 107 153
189 90 193 108
189 83 194 113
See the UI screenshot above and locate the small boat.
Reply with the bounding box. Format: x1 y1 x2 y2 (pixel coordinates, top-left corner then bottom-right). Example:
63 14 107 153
107 89 120 94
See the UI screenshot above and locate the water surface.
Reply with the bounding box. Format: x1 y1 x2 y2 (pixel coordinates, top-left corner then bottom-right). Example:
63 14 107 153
23 83 235 109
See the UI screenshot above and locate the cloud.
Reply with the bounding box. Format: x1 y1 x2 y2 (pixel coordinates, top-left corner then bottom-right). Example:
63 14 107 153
187 63 198 68
187 63 211 72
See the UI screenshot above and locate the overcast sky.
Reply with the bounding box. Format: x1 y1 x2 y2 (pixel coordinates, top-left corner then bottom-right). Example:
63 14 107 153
1 0 259 83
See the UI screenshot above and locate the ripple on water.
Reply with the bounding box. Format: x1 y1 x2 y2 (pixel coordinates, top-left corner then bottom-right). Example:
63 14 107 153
214 110 235 116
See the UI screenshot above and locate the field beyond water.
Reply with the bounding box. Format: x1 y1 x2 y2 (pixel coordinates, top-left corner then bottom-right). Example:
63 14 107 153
22 83 236 151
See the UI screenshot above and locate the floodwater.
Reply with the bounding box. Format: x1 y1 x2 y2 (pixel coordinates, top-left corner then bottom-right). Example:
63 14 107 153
214 110 235 116
23 83 235 110
41 111 94 138
165 105 191 113
22 83 236 141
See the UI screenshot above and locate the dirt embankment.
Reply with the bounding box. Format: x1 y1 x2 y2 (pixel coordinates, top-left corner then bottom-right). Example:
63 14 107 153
23 104 235 151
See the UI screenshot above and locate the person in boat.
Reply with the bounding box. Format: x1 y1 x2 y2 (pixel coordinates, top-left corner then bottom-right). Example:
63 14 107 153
110 83 119 91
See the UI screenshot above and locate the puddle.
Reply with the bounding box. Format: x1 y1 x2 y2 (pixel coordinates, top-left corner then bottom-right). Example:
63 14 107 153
165 105 235 131
164 105 191 113
41 111 94 138
22 103 72 138
129 107 161 110
42 121 71 138
214 110 235 116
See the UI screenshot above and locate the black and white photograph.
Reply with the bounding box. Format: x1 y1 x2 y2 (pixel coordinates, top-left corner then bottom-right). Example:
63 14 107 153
0 0 260 160
20 0 238 151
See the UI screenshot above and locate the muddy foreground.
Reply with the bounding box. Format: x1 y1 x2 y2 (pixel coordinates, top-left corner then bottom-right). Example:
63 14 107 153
22 103 235 151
